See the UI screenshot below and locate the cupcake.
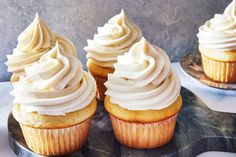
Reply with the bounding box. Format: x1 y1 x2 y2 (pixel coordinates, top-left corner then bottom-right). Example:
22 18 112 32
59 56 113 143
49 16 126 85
84 9 142 100
6 13 76 82
197 0 236 83
104 38 182 149
10 42 97 156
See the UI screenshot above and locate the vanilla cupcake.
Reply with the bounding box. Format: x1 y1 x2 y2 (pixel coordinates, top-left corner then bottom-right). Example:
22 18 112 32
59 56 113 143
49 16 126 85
84 9 142 100
197 0 236 83
11 43 97 156
6 13 76 82
104 38 182 149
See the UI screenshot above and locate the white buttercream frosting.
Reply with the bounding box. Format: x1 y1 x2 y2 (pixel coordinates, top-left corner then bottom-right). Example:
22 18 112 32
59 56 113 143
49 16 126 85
6 13 77 75
197 0 236 51
105 38 181 110
10 43 96 115
84 9 142 68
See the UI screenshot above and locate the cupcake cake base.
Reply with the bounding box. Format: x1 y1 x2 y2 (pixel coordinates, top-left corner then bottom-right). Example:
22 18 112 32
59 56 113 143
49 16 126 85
201 54 236 83
180 52 236 90
87 59 114 101
8 87 236 157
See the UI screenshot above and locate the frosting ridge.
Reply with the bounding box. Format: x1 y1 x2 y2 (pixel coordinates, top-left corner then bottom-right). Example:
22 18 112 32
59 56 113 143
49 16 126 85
6 13 77 75
105 38 181 110
84 9 142 68
6 13 56 73
11 42 96 115
197 0 236 51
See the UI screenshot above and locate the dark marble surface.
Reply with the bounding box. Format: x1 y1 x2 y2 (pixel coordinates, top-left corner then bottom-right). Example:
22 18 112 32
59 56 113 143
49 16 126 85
0 0 231 81
8 88 236 157
180 52 236 90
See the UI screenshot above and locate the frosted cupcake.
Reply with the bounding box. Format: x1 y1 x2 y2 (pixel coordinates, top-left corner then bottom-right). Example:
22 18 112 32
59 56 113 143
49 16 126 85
6 13 76 82
197 0 236 83
104 38 182 149
84 9 142 100
11 43 97 156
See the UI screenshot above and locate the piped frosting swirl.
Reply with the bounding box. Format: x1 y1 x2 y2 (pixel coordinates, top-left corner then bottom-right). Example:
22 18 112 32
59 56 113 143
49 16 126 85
6 13 76 75
11 43 96 115
197 0 236 51
84 9 142 68
105 38 181 110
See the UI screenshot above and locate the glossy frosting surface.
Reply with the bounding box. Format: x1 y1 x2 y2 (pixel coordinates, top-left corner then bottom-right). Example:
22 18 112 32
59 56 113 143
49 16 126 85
198 0 236 52
84 10 142 68
11 43 96 115
105 38 181 110
6 13 77 75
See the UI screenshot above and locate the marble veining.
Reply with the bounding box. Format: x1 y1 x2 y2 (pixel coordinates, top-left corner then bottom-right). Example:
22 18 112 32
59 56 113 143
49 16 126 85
180 52 236 89
8 88 236 157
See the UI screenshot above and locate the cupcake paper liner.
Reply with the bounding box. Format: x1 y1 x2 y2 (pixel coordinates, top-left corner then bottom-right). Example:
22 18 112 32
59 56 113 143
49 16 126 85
20 118 91 156
110 113 178 149
89 73 107 101
201 54 236 83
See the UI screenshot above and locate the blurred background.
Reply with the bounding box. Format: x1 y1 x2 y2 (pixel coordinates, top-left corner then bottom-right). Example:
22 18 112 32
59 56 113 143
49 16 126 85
0 0 230 81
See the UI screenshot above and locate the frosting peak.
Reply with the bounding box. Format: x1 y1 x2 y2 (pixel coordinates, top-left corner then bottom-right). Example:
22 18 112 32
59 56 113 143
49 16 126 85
6 13 77 75
128 37 156 57
11 43 96 115
17 13 55 53
24 42 72 90
224 0 236 16
197 0 236 51
105 38 181 110
84 9 142 68
97 10 124 36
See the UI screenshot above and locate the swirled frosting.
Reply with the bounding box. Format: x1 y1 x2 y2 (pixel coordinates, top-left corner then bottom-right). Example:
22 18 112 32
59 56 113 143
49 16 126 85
6 13 77 75
10 43 96 115
84 9 142 68
105 38 181 110
56 34 77 57
197 0 236 51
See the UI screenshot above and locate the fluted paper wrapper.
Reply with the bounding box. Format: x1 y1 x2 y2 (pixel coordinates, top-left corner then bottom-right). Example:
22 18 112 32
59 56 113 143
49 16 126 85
90 73 107 101
20 119 91 156
110 113 178 149
201 54 236 83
